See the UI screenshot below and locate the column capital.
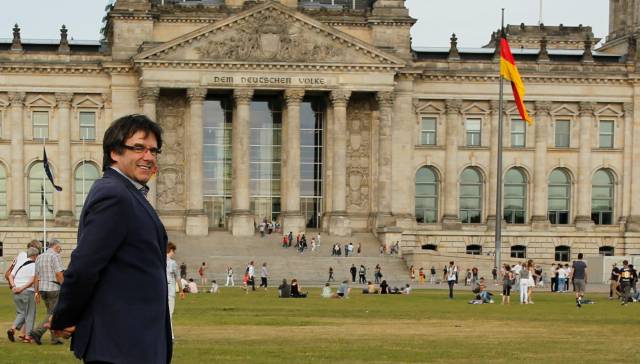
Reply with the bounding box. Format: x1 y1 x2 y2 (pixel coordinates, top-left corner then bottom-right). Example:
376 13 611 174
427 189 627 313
579 101 596 116
233 88 254 105
55 92 73 108
534 101 552 115
623 102 633 114
330 89 351 107
284 88 305 104
138 87 160 104
376 91 395 108
489 100 500 113
102 93 112 108
187 88 207 103
445 99 462 113
8 92 25 105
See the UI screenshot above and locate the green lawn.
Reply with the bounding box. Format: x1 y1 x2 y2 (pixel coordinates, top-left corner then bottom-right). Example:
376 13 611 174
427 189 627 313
1 288 638 363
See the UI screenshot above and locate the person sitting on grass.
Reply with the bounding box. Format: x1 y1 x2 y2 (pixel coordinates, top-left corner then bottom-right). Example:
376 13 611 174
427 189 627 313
363 281 378 294
209 280 219 294
336 280 350 298
290 279 307 298
401 284 412 295
321 283 333 298
477 278 493 303
187 278 198 293
278 279 291 298
380 280 389 294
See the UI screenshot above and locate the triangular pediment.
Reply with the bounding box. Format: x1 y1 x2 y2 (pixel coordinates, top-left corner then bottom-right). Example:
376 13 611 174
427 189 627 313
135 1 404 68
26 96 55 108
594 105 622 117
73 96 103 109
551 104 577 116
461 103 489 115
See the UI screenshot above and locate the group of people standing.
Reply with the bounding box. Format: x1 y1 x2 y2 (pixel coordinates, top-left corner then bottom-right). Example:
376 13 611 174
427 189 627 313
281 232 320 254
331 242 361 256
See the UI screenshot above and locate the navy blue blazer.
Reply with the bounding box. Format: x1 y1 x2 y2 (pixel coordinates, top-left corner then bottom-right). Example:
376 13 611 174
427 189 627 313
52 168 172 364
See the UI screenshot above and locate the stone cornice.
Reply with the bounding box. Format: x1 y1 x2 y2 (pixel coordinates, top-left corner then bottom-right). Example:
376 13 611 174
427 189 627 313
109 14 154 21
417 73 630 85
134 60 402 72
0 64 105 75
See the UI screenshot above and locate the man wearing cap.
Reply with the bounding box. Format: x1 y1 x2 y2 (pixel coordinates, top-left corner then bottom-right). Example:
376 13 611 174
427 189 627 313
29 239 65 345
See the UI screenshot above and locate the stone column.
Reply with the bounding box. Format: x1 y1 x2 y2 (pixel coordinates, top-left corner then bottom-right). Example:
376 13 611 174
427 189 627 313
230 88 254 236
186 88 208 236
442 99 462 230
375 91 395 228
282 88 305 234
138 87 159 207
628 91 640 231
575 102 595 230
531 101 551 230
622 103 633 223
328 89 352 236
8 92 26 223
486 100 500 227
55 93 74 226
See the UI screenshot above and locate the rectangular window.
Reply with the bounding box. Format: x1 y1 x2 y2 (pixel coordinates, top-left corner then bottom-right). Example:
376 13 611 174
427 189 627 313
511 119 526 147
79 111 96 141
599 120 614 148
0 111 3 138
32 111 49 140
554 120 570 147
465 119 481 146
420 117 437 145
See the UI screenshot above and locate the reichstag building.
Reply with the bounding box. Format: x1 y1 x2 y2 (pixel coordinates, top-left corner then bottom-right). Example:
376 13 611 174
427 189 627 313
0 0 639 262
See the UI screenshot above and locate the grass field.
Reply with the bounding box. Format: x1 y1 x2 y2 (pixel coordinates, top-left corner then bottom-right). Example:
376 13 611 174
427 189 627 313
1 287 638 364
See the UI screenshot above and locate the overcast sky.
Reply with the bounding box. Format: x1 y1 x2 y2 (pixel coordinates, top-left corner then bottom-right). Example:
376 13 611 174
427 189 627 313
0 0 609 48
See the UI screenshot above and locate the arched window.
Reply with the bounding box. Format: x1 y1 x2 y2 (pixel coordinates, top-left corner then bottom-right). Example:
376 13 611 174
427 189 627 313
415 166 438 223
548 169 571 224
599 246 615 256
421 244 438 251
459 168 482 223
28 162 54 219
0 164 7 219
510 245 527 259
466 244 482 255
504 168 527 224
75 163 100 218
555 245 571 262
591 169 614 225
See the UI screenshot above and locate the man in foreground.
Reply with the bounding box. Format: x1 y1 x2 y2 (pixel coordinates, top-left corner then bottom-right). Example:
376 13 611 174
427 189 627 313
571 253 587 308
51 114 172 363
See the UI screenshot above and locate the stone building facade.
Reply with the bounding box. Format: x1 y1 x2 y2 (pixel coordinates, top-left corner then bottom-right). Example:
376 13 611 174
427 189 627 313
1 0 640 263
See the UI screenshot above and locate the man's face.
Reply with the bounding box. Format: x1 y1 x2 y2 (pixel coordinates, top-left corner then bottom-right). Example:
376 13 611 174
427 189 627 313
111 130 158 185
52 245 62 254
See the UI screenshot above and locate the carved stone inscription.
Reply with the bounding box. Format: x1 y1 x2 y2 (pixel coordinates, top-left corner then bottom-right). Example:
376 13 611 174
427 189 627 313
157 95 187 210
346 97 372 212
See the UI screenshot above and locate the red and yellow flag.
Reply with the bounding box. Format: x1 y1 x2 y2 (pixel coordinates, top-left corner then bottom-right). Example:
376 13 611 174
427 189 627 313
500 37 532 124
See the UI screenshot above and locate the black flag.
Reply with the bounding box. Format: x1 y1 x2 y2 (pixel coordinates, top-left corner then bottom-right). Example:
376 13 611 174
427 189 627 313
40 184 54 214
43 148 62 191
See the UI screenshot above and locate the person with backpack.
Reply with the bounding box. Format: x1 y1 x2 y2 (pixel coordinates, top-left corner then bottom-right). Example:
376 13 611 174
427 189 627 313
502 264 514 305
7 247 39 343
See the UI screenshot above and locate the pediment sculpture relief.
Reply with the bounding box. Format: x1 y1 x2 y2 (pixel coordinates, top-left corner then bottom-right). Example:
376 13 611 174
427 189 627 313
194 11 343 62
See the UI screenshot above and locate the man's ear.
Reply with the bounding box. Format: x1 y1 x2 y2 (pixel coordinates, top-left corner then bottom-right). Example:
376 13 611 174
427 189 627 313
111 150 121 163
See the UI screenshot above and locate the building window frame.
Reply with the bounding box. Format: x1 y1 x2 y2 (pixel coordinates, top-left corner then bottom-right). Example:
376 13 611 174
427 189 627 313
466 244 482 255
459 167 483 224
599 246 615 256
510 245 527 259
79 110 97 141
510 118 526 147
598 120 614 149
465 118 481 146
554 119 571 148
420 116 437 145
415 166 439 224
503 168 527 224
32 110 50 141
591 169 614 225
548 169 571 225
555 245 571 262
74 162 100 218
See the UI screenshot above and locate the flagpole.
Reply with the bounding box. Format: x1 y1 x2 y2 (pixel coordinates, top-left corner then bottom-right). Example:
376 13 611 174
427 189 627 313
42 137 47 247
495 8 505 272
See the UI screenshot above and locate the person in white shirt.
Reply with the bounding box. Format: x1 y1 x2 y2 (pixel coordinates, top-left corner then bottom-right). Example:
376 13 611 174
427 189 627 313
187 279 198 293
7 247 39 343
321 283 333 298
557 265 568 293
446 261 458 299
166 242 184 340
209 280 219 294
225 266 234 287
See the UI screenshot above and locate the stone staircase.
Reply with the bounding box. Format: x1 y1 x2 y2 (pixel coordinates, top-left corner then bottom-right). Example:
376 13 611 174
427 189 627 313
166 230 411 288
